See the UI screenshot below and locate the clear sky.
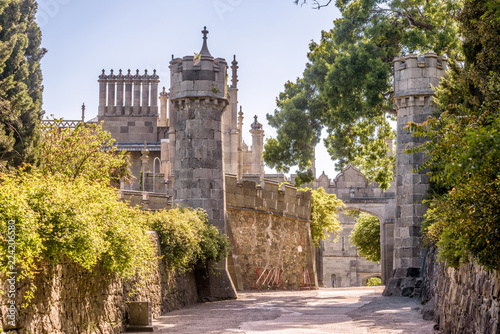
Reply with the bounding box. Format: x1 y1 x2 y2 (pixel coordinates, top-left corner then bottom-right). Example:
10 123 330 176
37 0 342 178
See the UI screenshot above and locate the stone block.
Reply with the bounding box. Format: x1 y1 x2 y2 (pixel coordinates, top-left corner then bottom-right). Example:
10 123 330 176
128 301 152 326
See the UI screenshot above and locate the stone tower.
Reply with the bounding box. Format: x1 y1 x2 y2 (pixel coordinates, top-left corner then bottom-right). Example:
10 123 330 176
384 53 447 296
169 27 237 300
250 115 264 177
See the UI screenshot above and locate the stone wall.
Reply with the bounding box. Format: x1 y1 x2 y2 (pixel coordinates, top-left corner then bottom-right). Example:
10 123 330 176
225 175 315 291
421 245 500 334
0 233 198 334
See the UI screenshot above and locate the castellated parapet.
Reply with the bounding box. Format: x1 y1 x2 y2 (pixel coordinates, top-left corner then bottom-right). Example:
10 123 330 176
384 53 447 297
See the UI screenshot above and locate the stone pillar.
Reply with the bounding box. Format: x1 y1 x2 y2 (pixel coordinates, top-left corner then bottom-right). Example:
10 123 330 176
98 70 107 116
107 70 116 116
142 70 150 115
116 70 124 115
224 55 239 175
383 53 447 297
150 70 159 115
133 70 141 115
237 107 244 180
158 87 169 127
250 116 264 177
170 27 237 300
125 70 133 115
160 139 170 181
140 143 150 192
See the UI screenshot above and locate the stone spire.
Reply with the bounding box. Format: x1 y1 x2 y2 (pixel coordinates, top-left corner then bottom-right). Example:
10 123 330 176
200 26 211 57
231 55 239 89
238 106 244 130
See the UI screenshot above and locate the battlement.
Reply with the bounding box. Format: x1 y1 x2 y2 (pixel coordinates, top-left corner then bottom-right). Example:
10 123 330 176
170 28 227 102
98 69 160 117
393 53 448 100
225 175 311 221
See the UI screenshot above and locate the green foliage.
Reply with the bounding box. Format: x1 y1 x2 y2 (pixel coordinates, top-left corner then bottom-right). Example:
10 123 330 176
41 121 133 184
149 207 230 271
408 0 500 270
367 277 382 286
265 0 462 188
304 187 344 246
0 0 45 167
349 212 381 262
0 169 157 303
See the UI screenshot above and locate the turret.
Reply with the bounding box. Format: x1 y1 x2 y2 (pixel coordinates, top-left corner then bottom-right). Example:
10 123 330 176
169 27 237 301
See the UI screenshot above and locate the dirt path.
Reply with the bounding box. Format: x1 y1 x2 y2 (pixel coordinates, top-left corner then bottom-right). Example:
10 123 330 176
139 287 439 334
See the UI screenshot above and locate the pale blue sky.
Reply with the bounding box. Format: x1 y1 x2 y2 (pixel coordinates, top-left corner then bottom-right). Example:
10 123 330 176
38 0 342 177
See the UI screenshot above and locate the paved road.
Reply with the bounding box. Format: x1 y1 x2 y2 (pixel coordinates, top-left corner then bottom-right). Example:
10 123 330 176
141 287 439 334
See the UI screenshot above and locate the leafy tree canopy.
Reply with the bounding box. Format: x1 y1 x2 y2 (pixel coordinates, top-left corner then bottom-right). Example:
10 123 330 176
302 187 344 246
40 121 133 185
408 0 500 269
348 211 381 262
264 0 462 189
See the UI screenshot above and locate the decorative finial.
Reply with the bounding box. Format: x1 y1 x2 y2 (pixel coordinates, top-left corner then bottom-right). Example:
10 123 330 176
160 86 168 96
110 69 114 75
251 115 263 130
202 26 209 40
144 69 148 75
127 69 131 75
102 69 105 75
200 26 212 57
81 103 85 122
172 54 174 60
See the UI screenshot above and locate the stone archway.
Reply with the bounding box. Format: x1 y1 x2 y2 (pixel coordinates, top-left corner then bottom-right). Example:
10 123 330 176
311 164 395 285
339 203 394 284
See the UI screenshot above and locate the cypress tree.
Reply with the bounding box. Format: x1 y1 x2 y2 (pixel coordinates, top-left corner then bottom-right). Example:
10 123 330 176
0 0 44 168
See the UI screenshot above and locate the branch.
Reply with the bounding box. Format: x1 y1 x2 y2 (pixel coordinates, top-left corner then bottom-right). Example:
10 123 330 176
370 7 434 31
312 0 332 9
294 0 332 9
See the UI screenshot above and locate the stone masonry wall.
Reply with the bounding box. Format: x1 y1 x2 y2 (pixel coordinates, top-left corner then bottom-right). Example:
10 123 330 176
0 233 198 334
225 175 315 291
421 245 500 334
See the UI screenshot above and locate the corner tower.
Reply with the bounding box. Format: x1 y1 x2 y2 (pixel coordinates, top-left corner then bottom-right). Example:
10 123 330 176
384 53 447 296
169 27 237 300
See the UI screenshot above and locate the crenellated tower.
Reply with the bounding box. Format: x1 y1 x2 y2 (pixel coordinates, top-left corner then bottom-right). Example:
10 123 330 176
169 27 237 300
384 53 447 296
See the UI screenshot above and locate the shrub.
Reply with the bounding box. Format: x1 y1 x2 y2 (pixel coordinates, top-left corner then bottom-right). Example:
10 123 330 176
0 169 156 302
149 207 229 271
367 277 382 286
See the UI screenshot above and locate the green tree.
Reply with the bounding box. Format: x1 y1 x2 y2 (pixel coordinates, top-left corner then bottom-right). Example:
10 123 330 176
0 0 45 168
349 212 381 262
408 0 500 269
304 187 344 246
40 121 133 184
264 0 462 188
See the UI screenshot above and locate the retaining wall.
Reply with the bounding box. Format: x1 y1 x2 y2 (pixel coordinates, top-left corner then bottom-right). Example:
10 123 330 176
421 245 500 334
0 233 198 334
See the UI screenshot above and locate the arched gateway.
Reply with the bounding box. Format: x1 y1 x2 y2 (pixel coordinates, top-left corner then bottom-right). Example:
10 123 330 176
311 164 395 285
